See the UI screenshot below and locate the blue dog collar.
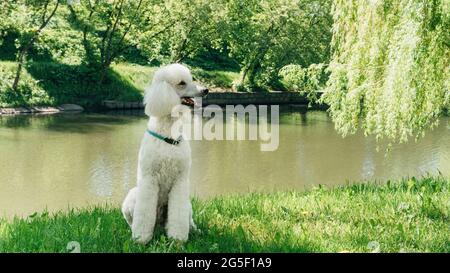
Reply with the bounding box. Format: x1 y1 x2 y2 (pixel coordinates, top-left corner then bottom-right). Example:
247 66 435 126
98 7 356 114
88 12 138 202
146 130 182 145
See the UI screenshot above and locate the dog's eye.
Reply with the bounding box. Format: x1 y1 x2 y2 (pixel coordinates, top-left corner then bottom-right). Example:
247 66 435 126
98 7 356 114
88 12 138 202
178 81 186 86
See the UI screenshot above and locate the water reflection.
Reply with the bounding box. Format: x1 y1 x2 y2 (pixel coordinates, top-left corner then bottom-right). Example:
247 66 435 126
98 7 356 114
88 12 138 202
0 110 448 217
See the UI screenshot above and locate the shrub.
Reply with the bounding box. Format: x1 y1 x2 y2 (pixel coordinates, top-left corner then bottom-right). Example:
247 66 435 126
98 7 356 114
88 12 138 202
0 61 53 107
279 63 328 102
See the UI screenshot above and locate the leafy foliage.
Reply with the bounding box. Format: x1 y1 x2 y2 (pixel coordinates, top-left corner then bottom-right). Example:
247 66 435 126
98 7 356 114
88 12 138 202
1 0 448 144
279 63 328 101
0 61 53 107
139 0 226 64
222 0 332 90
0 0 332 91
323 0 450 142
66 0 157 81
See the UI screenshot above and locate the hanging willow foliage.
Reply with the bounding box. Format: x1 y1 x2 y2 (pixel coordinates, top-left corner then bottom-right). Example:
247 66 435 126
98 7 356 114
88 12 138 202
322 0 449 143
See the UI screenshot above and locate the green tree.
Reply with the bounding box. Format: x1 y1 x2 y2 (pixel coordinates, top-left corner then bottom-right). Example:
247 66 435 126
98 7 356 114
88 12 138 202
323 0 449 143
137 0 226 65
68 0 155 83
223 0 332 90
279 63 328 102
11 0 61 91
0 2 15 47
165 0 224 63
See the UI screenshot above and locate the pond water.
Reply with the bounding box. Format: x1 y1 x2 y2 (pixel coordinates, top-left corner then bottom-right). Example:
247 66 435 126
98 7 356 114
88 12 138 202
0 110 449 218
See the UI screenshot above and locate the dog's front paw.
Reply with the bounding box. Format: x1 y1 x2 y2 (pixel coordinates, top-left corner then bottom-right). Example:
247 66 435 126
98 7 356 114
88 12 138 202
132 233 152 245
167 228 189 242
132 227 153 245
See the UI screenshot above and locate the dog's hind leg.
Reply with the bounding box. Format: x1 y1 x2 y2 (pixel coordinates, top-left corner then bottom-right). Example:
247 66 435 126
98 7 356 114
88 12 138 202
121 187 137 227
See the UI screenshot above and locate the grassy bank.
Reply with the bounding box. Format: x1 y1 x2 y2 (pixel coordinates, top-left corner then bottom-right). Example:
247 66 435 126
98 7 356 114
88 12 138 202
0 61 240 108
0 176 448 253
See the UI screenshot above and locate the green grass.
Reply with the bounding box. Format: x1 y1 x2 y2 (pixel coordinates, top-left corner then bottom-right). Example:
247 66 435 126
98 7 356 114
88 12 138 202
0 176 448 253
191 68 240 90
0 61 240 108
0 61 55 107
112 64 240 92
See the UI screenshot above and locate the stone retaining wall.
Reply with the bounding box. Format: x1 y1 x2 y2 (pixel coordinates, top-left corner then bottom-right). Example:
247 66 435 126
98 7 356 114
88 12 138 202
102 91 318 110
0 104 84 115
102 100 144 109
1 92 323 114
202 91 310 105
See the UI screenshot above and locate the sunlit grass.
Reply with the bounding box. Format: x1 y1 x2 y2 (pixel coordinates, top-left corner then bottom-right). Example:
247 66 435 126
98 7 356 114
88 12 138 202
112 63 240 92
111 63 156 92
0 61 239 108
0 176 448 253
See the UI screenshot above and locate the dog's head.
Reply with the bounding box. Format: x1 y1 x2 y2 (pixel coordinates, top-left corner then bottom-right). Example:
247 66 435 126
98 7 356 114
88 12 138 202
144 63 208 117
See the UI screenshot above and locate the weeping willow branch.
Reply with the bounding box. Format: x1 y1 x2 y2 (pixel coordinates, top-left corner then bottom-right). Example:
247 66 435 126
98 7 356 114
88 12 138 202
322 0 449 143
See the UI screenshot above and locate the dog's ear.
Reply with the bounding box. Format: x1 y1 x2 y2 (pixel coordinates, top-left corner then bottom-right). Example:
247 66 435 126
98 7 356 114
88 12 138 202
144 81 180 117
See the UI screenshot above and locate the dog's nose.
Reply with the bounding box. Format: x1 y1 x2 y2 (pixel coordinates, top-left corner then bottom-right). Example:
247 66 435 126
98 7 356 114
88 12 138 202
201 88 209 96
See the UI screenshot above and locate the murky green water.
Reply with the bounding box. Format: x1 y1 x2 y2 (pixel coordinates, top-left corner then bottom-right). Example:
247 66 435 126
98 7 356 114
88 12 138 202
0 110 448 218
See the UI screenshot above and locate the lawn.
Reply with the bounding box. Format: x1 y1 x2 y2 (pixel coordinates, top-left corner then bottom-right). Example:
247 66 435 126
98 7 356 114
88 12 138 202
0 61 240 108
0 176 448 253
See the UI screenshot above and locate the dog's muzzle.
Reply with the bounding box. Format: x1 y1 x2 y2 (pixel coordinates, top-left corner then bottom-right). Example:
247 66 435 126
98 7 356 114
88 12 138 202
181 88 209 107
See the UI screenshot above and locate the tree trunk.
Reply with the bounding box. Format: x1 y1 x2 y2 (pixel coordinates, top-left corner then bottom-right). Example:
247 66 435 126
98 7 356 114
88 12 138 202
11 0 60 91
240 64 250 85
98 57 112 85
238 21 283 88
239 53 259 87
12 54 25 91
12 38 38 91
247 62 259 87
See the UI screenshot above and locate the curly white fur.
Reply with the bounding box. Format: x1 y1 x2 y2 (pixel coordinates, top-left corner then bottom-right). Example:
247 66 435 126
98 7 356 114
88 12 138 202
122 64 207 244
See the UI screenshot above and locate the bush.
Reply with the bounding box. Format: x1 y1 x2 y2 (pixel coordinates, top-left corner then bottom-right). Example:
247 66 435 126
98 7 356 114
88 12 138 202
0 61 53 107
279 63 328 102
232 81 249 92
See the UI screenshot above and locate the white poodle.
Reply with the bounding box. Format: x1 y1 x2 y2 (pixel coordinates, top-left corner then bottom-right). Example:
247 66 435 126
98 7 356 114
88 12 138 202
121 63 208 244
